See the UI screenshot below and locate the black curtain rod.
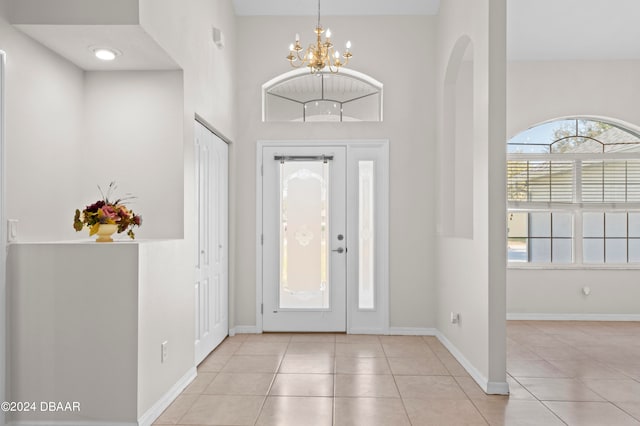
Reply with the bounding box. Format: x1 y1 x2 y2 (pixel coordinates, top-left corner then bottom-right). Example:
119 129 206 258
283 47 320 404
274 155 334 163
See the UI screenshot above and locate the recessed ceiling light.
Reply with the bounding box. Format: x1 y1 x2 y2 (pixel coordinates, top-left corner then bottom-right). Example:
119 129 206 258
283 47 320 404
93 48 121 61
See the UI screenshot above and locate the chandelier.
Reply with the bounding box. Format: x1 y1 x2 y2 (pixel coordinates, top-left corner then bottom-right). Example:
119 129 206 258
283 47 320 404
286 0 352 73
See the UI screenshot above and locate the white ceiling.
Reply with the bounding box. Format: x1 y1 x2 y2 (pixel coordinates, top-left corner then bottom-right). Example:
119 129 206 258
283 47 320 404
13 0 640 70
15 25 179 71
507 0 640 61
235 0 640 61
232 0 441 16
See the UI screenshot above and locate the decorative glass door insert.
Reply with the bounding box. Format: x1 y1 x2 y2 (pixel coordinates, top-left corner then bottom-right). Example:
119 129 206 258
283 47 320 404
279 160 330 309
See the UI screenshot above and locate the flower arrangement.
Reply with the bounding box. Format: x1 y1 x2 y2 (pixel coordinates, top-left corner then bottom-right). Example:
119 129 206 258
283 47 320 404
73 182 142 239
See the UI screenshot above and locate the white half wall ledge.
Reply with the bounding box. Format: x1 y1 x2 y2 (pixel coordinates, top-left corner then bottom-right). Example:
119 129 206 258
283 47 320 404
436 331 510 396
507 313 640 321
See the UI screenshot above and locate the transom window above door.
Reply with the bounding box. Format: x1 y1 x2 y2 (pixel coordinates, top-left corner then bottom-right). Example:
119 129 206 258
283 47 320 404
262 68 383 122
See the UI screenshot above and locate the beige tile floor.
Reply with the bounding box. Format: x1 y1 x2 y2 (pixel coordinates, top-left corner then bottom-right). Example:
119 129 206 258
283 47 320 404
154 321 640 425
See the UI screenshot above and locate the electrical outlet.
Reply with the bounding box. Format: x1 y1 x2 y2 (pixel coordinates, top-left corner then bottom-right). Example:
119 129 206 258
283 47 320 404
161 341 168 363
450 312 460 324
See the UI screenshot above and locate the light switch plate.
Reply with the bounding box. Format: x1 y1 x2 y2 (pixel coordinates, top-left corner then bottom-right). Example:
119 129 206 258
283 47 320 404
7 219 18 242
161 341 168 363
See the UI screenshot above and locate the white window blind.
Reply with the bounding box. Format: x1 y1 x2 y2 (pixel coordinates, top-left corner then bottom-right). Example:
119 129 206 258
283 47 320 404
582 160 640 202
507 161 573 202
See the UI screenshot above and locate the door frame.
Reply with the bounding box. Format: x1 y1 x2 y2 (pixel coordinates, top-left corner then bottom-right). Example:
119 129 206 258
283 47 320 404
256 140 389 334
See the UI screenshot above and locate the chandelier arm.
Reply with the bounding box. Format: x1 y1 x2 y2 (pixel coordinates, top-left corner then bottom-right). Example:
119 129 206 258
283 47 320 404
286 0 351 74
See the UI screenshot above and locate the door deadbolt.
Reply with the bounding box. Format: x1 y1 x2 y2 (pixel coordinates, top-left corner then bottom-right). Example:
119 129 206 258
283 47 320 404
337 234 344 241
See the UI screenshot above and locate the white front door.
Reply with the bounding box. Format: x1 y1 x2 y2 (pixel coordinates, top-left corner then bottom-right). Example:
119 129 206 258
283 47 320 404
195 121 229 364
262 146 347 331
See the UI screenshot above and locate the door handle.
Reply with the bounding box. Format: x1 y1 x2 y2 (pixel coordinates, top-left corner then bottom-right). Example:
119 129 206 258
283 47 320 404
332 247 345 254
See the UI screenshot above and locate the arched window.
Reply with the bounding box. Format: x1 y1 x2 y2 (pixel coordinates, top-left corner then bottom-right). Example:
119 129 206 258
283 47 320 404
507 118 640 265
262 68 383 122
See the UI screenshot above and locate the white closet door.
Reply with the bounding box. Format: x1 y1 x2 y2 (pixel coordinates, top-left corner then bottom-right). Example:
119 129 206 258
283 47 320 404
194 121 228 364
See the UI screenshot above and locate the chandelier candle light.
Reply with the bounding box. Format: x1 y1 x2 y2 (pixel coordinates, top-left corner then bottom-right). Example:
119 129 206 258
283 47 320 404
286 0 352 73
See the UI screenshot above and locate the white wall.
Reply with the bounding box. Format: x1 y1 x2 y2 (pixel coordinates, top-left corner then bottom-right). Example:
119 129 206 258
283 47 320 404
82 70 184 239
7 243 139 423
7 0 139 25
7 240 193 424
139 0 237 325
507 61 640 139
0 4 210 423
138 240 193 417
0 47 6 426
508 269 640 317
507 60 640 318
452 56 475 238
0 12 84 241
436 0 507 393
235 15 436 329
0 14 185 243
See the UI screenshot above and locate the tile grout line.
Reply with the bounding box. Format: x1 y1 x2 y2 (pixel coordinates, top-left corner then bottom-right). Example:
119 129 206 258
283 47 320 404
162 324 640 425
172 338 238 426
252 337 290 426
508 374 569 425
455 377 492 426
386 338 428 426
332 354 337 426
509 322 640 425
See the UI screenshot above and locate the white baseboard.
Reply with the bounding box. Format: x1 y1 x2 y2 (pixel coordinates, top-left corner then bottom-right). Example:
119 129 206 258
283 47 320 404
137 366 197 426
230 326 439 336
230 325 260 335
435 331 509 395
486 380 510 394
387 327 437 336
507 313 640 321
348 327 389 335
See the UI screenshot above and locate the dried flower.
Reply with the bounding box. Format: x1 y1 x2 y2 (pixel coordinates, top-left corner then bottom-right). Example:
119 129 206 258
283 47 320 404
73 182 143 239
